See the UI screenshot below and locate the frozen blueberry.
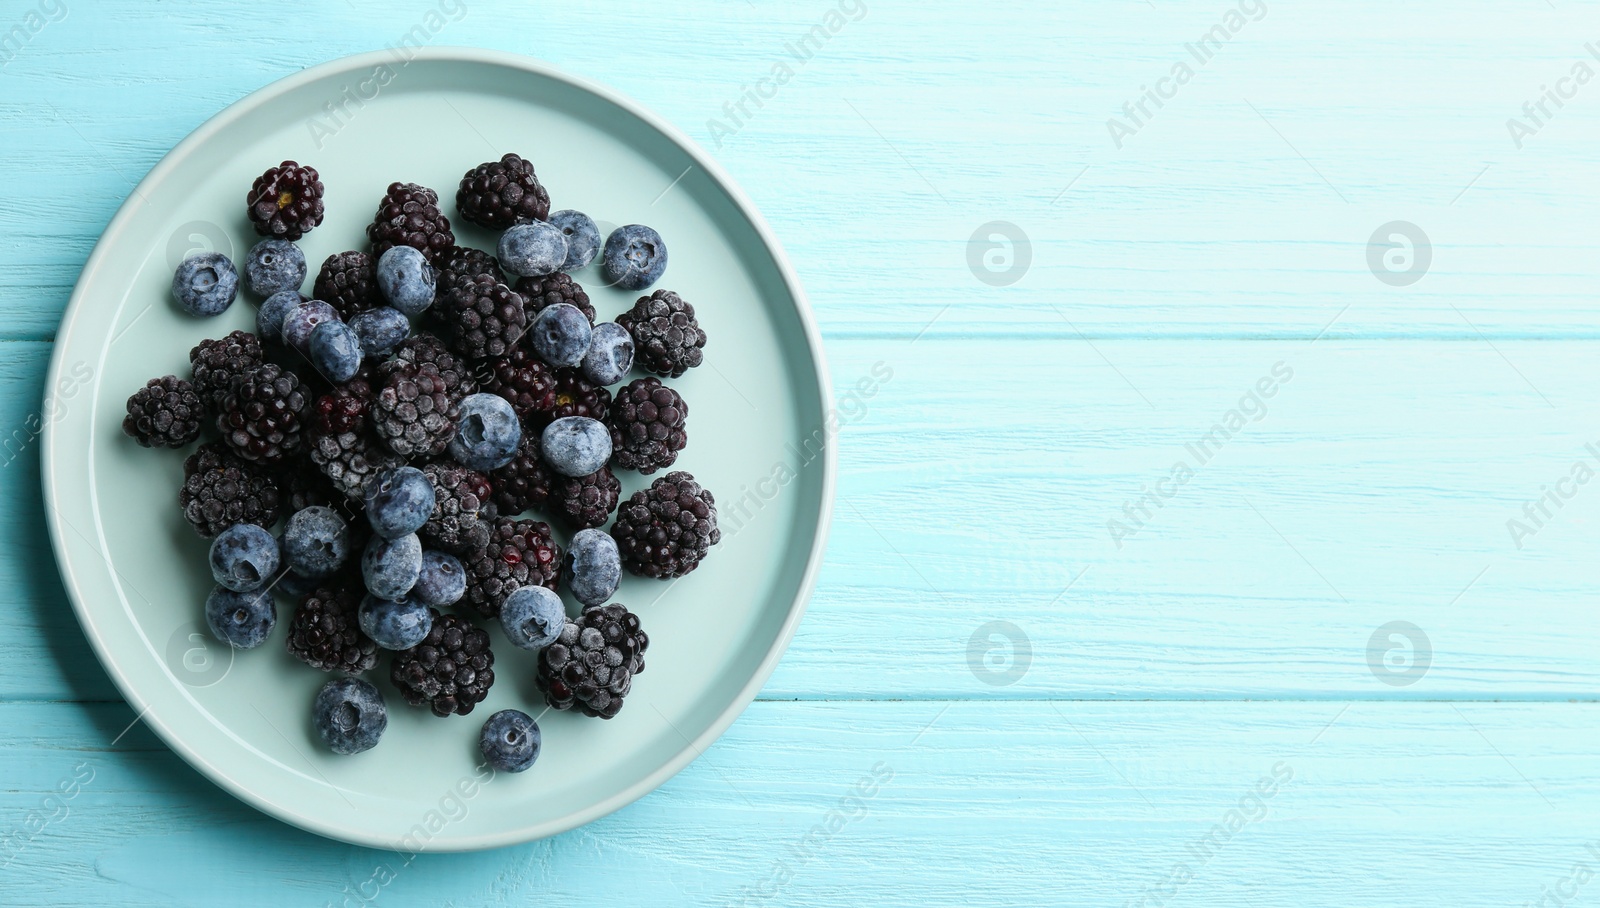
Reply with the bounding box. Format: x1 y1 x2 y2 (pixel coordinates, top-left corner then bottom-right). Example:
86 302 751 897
364 466 434 539
309 319 363 383
172 252 240 317
362 532 421 600
204 586 275 649
313 677 387 755
283 506 351 578
412 550 466 608
358 595 433 650
281 299 339 354
258 290 305 342
274 568 320 600
209 523 280 593
565 528 622 607
498 584 566 651
529 303 592 368
602 224 667 291
244 239 307 297
541 416 612 477
498 221 568 278
581 322 635 386
479 709 541 773
375 245 436 317
448 393 521 471
349 307 411 358
549 209 601 271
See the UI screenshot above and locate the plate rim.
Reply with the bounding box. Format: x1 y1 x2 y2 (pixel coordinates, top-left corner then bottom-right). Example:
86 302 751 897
41 46 835 850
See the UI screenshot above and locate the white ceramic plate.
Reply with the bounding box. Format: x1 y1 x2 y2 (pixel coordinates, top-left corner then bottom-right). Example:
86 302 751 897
42 48 832 850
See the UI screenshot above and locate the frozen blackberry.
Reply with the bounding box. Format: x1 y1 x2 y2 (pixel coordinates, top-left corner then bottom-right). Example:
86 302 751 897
419 461 499 553
547 368 611 426
216 363 308 466
436 245 504 292
178 441 282 537
607 377 687 474
424 246 499 337
387 334 473 385
286 582 378 674
310 428 403 505
328 360 379 406
461 518 560 619
536 603 648 719
371 346 467 459
456 153 551 230
489 434 554 514
190 331 264 414
515 272 595 324
281 459 343 513
307 390 403 501
381 335 473 405
371 362 456 458
611 471 719 578
552 466 620 530
368 182 454 266
389 610 495 717
123 375 204 448
438 274 526 360
247 161 325 240
309 428 401 503
617 291 706 378
313 251 380 320
480 347 557 422
309 380 370 436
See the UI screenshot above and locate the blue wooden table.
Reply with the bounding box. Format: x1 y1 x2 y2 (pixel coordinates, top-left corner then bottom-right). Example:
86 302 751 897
6 1 1600 904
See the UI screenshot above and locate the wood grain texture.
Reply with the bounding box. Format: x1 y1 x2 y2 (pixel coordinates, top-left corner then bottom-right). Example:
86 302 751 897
6 337 1598 700
3 2 1598 340
4 700 1597 908
4 0 1600 904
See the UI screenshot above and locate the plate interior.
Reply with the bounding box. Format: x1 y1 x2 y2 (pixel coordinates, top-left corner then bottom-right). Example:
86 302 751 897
45 50 828 849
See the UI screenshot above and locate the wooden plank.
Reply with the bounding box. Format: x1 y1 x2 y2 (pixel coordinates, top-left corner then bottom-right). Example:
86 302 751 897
0 341 98 700
5 0 1600 902
9 336 1600 700
1 3 1597 340
0 699 1594 907
770 336 1600 698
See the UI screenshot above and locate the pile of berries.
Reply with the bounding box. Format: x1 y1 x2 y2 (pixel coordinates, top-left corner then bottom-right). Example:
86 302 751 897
128 155 717 769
